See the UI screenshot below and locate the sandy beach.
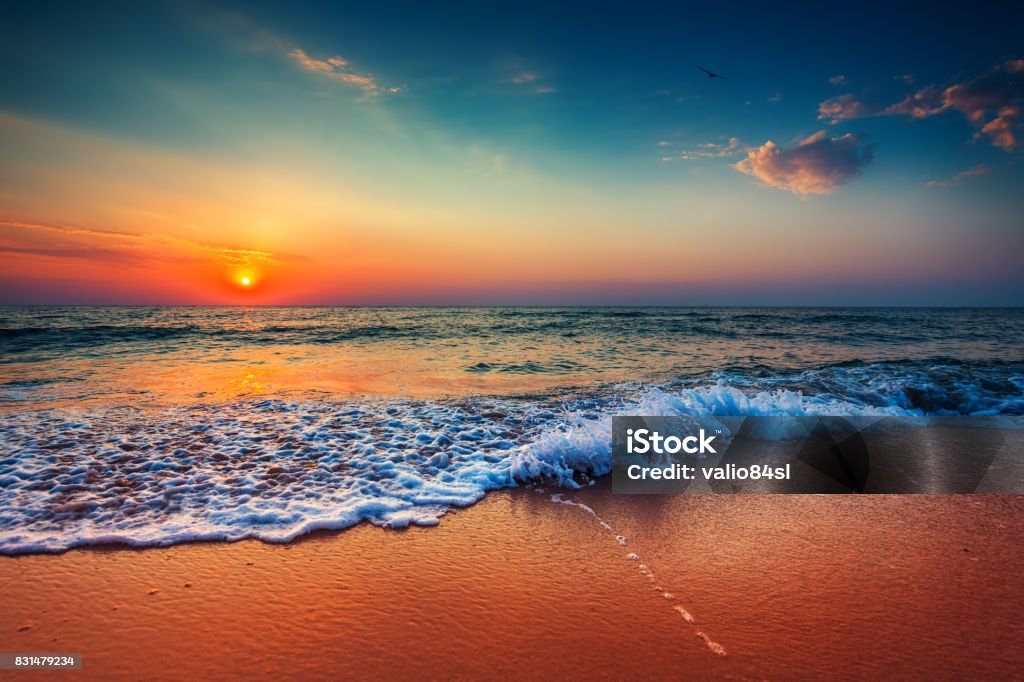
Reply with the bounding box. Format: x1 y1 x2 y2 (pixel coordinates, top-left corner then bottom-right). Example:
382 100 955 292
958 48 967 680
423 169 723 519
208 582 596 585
2 0 1023 677
3 488 1022 680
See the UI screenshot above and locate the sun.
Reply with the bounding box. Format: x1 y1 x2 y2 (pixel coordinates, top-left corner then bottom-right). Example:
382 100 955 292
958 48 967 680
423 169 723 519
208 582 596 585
230 269 261 291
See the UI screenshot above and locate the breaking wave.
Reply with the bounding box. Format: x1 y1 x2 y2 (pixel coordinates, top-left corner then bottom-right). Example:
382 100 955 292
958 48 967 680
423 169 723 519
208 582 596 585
2 361 1021 554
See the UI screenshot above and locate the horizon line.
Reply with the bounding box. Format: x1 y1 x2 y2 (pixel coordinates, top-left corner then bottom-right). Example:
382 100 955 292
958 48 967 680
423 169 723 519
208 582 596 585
2 303 1022 310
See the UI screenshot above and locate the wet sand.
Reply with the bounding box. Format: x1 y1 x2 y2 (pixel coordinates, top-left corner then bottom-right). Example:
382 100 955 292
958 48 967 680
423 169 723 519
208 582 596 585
2 489 1023 680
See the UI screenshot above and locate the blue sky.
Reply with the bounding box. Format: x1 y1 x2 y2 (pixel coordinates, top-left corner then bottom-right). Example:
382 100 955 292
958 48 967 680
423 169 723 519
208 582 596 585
0 0 1022 304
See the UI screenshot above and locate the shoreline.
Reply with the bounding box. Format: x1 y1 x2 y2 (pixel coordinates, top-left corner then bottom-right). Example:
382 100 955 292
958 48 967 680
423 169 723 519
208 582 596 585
3 485 1023 680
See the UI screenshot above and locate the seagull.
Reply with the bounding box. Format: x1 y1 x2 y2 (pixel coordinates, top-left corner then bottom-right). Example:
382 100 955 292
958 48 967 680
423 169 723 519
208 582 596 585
697 66 728 80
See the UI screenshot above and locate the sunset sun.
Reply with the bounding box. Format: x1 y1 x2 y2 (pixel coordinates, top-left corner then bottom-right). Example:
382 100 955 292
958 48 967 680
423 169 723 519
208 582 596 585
230 269 263 293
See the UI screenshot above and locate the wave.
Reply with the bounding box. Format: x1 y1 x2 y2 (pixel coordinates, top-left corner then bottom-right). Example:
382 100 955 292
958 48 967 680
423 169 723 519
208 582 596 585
3 362 1022 554
6 307 1021 365
462 360 586 374
0 323 425 360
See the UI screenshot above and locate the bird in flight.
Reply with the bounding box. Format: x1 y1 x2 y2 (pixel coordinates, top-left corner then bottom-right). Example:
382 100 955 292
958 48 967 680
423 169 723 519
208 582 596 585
697 66 728 79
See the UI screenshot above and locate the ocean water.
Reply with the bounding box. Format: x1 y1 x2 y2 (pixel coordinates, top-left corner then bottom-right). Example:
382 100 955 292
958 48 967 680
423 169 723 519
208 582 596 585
1 306 1023 553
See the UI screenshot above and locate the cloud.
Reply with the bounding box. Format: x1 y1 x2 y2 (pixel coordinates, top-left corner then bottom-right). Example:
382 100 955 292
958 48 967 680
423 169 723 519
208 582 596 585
0 218 141 240
199 10 398 97
979 107 1020 149
894 73 915 85
927 164 992 187
0 245 151 265
828 75 847 86
883 59 1024 150
818 94 870 124
289 48 398 95
510 72 539 84
0 218 300 267
661 137 744 161
733 131 873 195
813 60 1023 150
768 92 783 103
508 71 555 94
881 85 947 118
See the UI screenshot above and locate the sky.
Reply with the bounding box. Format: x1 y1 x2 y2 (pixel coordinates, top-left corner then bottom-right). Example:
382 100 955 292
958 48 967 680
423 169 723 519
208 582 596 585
0 0 1022 305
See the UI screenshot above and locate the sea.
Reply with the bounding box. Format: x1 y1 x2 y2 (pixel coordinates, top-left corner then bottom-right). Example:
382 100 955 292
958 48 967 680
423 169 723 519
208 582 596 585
1 306 1022 553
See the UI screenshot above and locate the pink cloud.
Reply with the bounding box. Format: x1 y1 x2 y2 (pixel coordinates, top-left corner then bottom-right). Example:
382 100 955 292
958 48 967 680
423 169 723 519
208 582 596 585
881 86 946 119
290 48 397 95
733 131 873 195
927 164 992 188
202 12 398 98
0 218 303 266
661 137 744 161
814 59 1023 150
980 107 1020 150
883 59 1024 150
818 94 870 124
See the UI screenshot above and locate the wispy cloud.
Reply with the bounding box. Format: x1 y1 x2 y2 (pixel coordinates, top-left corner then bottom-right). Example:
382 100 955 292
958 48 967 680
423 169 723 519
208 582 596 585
927 164 992 187
508 70 556 94
660 137 744 161
828 75 847 86
0 218 300 267
0 219 141 240
510 71 539 84
894 73 915 86
733 131 873 195
0 244 155 265
289 48 399 96
978 108 1020 150
818 93 870 124
200 8 399 98
884 59 1023 150
816 59 1024 150
880 86 945 118
767 92 783 103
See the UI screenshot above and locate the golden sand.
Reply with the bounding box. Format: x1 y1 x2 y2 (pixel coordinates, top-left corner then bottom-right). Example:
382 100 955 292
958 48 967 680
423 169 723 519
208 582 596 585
2 489 1023 680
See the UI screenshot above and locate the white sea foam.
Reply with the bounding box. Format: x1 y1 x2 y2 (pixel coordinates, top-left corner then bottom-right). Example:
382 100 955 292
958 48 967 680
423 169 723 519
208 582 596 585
674 606 695 624
697 631 728 656
507 381 923 486
0 378 999 554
